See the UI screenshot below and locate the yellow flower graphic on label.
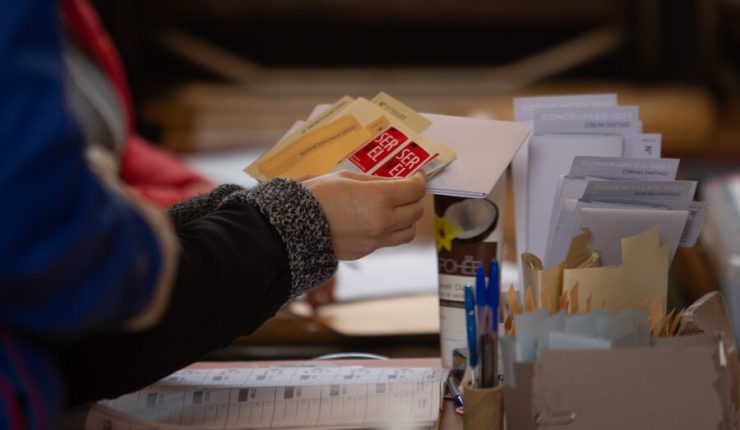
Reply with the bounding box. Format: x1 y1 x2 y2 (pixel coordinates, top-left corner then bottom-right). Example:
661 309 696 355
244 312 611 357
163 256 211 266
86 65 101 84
435 215 462 252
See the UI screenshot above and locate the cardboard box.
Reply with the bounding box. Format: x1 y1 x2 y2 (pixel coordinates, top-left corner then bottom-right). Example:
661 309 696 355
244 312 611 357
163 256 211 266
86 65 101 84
504 334 736 430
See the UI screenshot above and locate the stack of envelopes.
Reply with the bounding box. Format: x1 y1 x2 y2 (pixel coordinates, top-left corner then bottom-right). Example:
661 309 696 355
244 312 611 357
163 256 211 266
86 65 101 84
245 92 532 199
245 93 455 182
511 93 707 312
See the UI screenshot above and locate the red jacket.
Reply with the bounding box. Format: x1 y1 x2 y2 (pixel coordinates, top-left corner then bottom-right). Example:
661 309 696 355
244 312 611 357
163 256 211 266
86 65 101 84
62 0 214 207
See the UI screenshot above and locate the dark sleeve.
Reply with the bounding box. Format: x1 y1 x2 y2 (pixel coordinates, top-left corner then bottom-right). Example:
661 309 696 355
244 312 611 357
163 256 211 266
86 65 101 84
167 183 244 230
57 179 337 405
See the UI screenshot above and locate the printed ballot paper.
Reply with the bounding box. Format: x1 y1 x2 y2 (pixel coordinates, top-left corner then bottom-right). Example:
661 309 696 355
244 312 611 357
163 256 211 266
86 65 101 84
245 92 531 198
85 365 448 430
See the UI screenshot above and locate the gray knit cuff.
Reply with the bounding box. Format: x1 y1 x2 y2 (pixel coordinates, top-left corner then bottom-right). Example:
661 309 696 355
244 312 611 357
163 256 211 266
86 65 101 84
167 184 245 230
220 178 337 298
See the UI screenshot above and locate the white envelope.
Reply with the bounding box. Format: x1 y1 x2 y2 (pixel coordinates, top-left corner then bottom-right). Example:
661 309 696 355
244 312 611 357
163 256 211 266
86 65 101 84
421 113 531 197
526 134 623 261
571 204 689 266
504 95 621 287
543 162 681 267
544 176 589 266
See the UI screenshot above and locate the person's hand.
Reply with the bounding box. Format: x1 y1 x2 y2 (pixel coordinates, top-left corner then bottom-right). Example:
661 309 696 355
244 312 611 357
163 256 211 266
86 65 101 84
302 170 427 260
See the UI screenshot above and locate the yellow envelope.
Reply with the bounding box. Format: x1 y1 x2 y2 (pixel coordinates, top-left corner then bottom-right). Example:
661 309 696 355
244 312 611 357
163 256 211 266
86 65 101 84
244 96 356 179
273 95 355 151
245 94 456 182
253 114 373 180
371 91 432 134
246 98 392 179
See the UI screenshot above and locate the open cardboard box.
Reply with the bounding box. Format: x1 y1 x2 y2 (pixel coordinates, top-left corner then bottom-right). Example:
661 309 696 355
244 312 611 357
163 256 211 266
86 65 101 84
504 334 736 430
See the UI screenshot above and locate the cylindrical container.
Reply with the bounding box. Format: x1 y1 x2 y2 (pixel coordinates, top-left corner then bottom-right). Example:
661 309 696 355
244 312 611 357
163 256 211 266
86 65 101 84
463 381 504 430
436 176 505 368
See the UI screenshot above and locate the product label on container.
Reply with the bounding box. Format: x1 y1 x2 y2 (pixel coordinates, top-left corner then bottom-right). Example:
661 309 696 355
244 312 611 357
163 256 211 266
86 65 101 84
435 190 503 368
437 243 498 308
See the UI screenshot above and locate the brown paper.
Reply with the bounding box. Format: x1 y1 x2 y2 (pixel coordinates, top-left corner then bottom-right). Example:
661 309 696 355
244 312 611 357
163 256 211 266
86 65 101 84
506 286 523 315
668 309 683 336
464 381 503 430
649 295 664 334
524 287 536 312
559 293 569 314
659 309 675 337
569 284 579 314
563 226 669 311
521 229 599 313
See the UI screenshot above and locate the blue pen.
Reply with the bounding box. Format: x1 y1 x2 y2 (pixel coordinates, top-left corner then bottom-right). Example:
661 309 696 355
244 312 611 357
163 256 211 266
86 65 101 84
486 259 501 387
488 259 500 333
464 285 478 370
475 265 488 387
475 265 487 337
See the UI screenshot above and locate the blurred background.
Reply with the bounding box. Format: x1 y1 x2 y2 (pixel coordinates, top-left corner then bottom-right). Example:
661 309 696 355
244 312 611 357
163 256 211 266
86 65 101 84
91 0 740 359
93 0 740 157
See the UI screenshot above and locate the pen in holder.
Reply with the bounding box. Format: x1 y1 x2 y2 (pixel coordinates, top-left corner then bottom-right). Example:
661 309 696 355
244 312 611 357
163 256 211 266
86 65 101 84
463 380 503 430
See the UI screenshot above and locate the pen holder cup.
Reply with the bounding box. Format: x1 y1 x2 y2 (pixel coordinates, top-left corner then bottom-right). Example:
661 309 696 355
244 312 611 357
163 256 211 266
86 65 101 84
463 381 503 430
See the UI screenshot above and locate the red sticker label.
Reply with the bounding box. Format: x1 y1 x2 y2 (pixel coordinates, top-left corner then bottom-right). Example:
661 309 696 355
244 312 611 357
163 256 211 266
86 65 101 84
349 127 408 172
374 141 432 178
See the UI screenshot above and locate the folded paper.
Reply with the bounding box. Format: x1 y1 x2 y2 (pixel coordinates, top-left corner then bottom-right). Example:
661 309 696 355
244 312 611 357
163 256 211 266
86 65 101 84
562 226 669 311
521 229 600 314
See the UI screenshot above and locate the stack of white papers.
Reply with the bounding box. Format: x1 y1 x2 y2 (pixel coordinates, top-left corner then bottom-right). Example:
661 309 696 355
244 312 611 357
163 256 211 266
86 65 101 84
544 156 706 267
86 366 448 429
512 94 705 279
